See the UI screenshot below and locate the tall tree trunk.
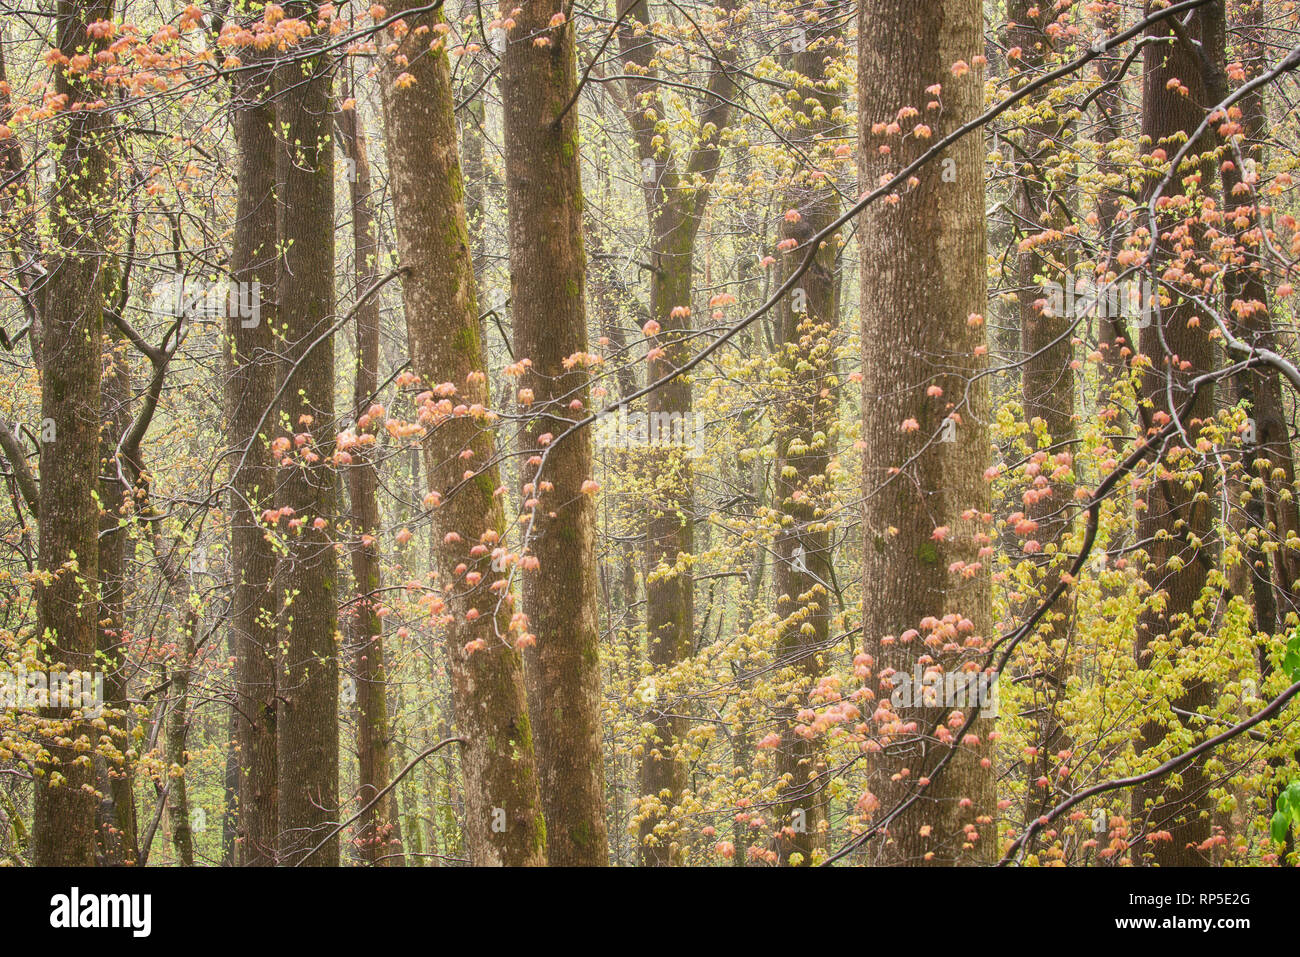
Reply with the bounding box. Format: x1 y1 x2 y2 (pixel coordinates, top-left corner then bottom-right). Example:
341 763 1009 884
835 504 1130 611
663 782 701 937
31 0 117 867
273 17 340 866
772 1 845 867
858 0 995 865
338 99 402 866
589 212 640 867
227 54 279 867
378 0 546 866
1130 2 1220 866
459 15 491 278
500 0 610 866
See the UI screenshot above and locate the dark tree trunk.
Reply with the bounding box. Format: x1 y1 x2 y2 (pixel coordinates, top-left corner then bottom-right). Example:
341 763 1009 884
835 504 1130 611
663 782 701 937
616 0 737 865
227 52 280 867
32 0 118 867
95 330 139 865
166 613 197 867
273 15 340 866
1006 0 1078 835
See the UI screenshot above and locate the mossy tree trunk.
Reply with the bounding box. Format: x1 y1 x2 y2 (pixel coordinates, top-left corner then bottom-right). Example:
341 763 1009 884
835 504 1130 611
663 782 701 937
378 0 546 866
616 0 737 866
32 0 118 867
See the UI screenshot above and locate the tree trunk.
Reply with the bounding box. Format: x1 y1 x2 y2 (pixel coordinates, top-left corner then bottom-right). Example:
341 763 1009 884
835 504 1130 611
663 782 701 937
95 330 139 865
1006 0 1078 835
166 612 197 867
378 0 546 866
1220 0 1300 616
617 0 737 865
273 17 340 866
1218 0 1300 864
226 51 279 867
858 0 995 865
32 0 117 867
337 98 402 867
500 0 610 867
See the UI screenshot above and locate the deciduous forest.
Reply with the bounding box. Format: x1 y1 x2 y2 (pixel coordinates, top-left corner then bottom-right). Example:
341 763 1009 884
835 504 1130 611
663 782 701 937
2 0 1300 873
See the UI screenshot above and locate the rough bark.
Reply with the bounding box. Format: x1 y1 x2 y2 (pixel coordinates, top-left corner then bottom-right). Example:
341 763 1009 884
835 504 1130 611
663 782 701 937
1220 0 1300 617
95 330 139 865
31 0 117 867
226 51 279 867
273 19 340 866
858 0 996 866
499 0 610 867
378 0 546 866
